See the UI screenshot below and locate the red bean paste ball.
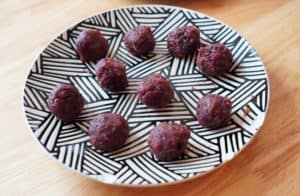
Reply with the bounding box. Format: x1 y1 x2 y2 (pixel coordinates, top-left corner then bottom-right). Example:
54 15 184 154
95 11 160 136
137 74 173 108
167 26 200 58
47 84 84 122
75 29 108 62
196 94 232 128
124 26 155 56
148 123 191 161
196 43 233 76
89 113 129 152
95 58 128 92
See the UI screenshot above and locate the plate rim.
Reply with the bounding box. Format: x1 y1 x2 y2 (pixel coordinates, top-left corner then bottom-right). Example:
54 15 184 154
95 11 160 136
22 4 271 187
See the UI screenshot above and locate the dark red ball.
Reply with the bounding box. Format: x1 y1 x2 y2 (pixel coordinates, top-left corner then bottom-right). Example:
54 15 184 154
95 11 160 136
167 26 200 58
196 43 233 76
148 123 191 161
137 74 173 108
95 58 128 92
196 94 232 128
124 26 155 56
75 29 108 62
47 84 84 122
89 113 129 152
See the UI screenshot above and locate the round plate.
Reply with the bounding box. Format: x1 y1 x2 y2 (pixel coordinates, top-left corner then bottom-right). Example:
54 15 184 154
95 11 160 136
23 5 269 186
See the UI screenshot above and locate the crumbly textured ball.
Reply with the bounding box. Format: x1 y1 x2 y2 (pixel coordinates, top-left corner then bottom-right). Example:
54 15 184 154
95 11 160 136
167 26 200 58
148 123 191 161
47 84 84 122
89 113 129 152
137 74 173 108
196 94 232 128
75 29 108 62
124 26 155 56
95 58 128 92
196 43 233 76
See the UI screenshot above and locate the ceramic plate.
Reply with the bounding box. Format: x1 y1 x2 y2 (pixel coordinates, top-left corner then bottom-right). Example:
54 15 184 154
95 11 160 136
23 5 269 186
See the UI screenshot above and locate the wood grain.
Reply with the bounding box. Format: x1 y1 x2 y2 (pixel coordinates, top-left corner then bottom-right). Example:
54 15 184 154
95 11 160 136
1 0 300 195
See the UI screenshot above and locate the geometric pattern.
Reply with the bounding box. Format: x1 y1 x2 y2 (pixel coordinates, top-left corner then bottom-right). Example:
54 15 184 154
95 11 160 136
23 5 269 185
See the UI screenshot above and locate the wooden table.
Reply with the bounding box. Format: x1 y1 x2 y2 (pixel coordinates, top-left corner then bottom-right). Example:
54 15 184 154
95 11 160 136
1 0 300 195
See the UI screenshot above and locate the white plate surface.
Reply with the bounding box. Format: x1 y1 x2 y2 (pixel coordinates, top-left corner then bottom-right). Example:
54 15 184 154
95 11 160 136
23 5 269 186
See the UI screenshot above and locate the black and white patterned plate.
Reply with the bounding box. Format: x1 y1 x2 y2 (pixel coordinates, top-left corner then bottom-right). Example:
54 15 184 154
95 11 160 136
23 5 269 186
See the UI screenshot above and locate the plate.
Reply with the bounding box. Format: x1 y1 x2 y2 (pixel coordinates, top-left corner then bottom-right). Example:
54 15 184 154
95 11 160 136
23 5 269 186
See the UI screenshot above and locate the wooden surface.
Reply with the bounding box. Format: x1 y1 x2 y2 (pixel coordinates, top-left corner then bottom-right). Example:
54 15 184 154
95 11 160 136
1 0 300 195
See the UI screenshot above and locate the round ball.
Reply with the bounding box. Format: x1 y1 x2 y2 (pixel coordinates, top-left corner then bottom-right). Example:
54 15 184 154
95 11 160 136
196 94 232 128
137 74 173 108
196 43 233 76
76 29 108 62
124 26 155 56
148 123 191 161
95 58 128 92
47 84 84 122
167 26 200 58
89 113 129 152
